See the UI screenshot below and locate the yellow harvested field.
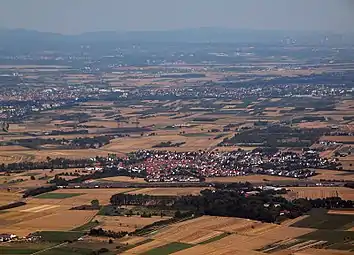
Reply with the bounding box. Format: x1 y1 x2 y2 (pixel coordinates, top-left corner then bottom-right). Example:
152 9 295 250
1 210 55 224
298 122 329 129
27 188 134 206
126 187 205 196
102 136 182 153
253 226 314 240
172 227 313 254
338 159 354 171
0 227 37 237
121 216 315 255
0 189 136 237
320 136 354 143
21 204 60 213
285 187 354 200
327 210 354 215
0 190 22 205
94 215 170 233
0 145 31 151
10 210 97 233
309 169 354 181
153 225 222 244
171 216 252 232
0 168 93 189
119 236 149 245
173 243 265 255
0 148 119 163
102 134 218 153
152 216 309 247
122 239 171 255
0 208 72 236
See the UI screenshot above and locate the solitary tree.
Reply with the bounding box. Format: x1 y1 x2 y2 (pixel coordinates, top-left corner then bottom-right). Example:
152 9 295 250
91 199 100 208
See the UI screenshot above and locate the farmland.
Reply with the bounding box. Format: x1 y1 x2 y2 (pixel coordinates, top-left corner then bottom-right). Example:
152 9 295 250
125 187 206 196
1 184 353 254
0 188 136 236
93 215 171 233
206 175 297 183
291 209 354 230
35 193 84 199
1 28 354 255
121 216 316 255
285 187 354 201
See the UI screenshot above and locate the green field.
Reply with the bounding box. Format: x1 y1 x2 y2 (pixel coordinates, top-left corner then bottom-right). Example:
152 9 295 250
36 193 84 199
72 221 99 231
291 209 354 230
0 247 41 254
142 242 194 255
298 230 354 242
120 239 154 253
0 243 52 255
35 231 84 242
39 247 95 255
326 243 354 251
198 232 230 245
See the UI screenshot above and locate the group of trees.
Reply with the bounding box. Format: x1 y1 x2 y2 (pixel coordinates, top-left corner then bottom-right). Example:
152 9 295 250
110 194 175 207
344 182 354 189
23 185 58 198
10 135 113 150
131 211 195 236
50 167 147 186
152 141 185 148
109 183 354 224
174 190 299 223
300 197 354 209
110 189 297 223
220 125 327 148
0 201 26 211
0 157 91 172
89 228 128 239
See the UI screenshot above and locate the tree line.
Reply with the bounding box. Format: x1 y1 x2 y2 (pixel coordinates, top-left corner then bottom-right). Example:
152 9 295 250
109 184 354 224
0 158 91 172
23 185 58 198
5 135 114 150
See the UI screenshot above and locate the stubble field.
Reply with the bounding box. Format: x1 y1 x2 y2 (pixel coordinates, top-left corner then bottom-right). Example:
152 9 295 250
285 187 354 200
122 216 315 255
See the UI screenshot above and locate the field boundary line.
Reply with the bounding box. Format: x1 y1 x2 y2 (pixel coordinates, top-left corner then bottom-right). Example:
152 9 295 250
31 242 67 255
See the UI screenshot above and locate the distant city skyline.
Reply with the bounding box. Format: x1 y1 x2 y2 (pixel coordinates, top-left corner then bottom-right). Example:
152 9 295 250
1 0 354 34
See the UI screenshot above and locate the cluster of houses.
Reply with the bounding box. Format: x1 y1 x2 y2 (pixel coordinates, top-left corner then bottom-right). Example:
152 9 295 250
122 149 340 182
0 233 17 242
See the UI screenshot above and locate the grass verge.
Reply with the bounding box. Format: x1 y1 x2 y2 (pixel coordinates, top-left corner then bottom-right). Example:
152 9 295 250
198 232 231 245
36 193 84 199
142 242 194 255
34 231 84 242
72 221 99 232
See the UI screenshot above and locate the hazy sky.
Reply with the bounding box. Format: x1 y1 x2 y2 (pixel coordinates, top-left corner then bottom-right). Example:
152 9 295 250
1 0 354 34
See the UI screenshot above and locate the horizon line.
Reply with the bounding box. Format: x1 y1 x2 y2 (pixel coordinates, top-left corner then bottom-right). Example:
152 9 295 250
1 27 353 36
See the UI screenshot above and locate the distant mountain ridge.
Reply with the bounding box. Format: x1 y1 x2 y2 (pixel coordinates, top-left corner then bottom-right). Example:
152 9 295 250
0 27 353 49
